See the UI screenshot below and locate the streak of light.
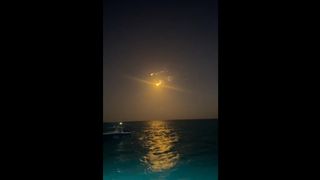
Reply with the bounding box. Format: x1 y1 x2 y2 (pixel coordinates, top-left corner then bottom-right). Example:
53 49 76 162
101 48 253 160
124 75 189 93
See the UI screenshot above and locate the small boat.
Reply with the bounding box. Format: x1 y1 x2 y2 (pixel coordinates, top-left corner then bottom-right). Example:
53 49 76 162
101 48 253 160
103 122 131 139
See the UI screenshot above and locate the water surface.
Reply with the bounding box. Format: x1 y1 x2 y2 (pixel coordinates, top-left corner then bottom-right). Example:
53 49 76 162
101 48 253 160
103 119 218 180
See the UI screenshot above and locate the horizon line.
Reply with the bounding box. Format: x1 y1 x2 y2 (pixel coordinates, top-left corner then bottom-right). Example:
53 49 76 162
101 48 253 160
103 118 218 123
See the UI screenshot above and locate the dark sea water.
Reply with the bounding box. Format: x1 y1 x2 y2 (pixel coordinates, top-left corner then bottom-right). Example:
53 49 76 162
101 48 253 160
103 119 218 180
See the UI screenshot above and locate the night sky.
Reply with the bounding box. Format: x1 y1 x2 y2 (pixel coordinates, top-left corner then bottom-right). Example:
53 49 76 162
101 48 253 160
103 0 218 122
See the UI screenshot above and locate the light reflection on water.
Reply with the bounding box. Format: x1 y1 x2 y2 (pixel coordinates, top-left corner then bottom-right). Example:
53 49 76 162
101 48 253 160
139 120 180 173
103 120 218 180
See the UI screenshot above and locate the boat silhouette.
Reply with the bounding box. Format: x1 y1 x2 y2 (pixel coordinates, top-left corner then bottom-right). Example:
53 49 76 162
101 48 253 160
103 122 131 139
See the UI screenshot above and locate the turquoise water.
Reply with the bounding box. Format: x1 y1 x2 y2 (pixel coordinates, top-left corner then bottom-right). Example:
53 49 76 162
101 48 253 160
103 119 218 180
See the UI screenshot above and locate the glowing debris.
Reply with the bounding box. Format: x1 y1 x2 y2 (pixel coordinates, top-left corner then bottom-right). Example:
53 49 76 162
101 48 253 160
155 80 162 86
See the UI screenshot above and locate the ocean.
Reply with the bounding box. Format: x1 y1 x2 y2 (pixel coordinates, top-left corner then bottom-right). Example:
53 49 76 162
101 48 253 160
103 119 218 180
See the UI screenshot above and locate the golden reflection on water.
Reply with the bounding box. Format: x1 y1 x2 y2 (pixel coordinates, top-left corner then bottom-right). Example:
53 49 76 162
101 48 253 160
140 120 179 172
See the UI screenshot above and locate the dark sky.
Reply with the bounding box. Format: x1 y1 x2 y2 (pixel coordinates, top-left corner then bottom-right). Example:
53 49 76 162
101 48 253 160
103 0 218 122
